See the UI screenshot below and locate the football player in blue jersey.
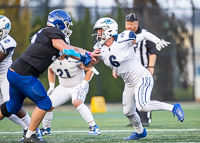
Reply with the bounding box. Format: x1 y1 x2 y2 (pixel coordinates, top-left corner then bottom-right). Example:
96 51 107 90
89 17 184 140
0 10 98 142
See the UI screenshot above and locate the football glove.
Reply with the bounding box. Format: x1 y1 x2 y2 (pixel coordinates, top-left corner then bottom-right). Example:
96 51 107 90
47 82 55 96
156 39 170 51
47 88 54 96
79 52 91 66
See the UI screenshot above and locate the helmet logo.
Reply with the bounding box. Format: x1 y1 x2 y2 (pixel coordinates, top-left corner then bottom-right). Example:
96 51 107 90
102 19 113 24
0 15 4 19
5 23 10 29
66 17 71 21
56 12 62 18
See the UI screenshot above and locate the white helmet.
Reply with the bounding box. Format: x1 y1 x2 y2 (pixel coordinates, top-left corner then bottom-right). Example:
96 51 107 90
0 15 11 40
93 17 118 45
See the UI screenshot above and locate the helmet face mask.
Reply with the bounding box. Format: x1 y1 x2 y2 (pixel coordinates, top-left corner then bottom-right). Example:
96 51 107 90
93 17 118 45
47 9 73 37
62 20 72 37
0 15 11 40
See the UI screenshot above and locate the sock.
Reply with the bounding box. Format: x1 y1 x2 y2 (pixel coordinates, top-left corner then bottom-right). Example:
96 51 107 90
26 130 36 138
21 111 31 128
43 111 53 128
141 100 174 112
126 112 144 134
76 103 95 126
8 114 27 129
134 124 144 134
89 121 96 127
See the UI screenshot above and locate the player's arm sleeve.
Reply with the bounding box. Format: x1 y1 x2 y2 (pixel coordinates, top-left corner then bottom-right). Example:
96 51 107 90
146 40 158 55
118 30 136 43
136 31 160 43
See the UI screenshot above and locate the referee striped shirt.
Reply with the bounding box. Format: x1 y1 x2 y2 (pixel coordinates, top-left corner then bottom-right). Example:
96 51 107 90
133 26 158 68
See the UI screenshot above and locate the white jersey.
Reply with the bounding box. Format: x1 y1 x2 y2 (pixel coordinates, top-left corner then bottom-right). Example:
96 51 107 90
49 57 85 88
0 35 17 81
93 30 151 85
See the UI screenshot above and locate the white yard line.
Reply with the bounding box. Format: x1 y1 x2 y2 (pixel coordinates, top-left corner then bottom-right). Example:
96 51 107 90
0 129 200 134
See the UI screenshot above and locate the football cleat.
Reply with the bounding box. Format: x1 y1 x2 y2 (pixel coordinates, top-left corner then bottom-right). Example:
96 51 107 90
24 133 46 142
36 128 43 140
19 128 27 142
124 128 147 140
88 125 101 135
19 128 43 142
40 127 51 136
172 103 185 122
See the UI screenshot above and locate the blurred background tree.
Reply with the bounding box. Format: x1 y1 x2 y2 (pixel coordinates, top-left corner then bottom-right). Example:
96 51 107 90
0 0 31 59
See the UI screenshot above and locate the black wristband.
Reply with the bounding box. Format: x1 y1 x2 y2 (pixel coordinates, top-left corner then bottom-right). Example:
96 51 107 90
148 66 154 68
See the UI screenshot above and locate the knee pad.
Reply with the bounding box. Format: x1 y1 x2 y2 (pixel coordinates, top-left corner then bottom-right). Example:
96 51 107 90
0 102 11 117
37 96 52 111
123 106 134 116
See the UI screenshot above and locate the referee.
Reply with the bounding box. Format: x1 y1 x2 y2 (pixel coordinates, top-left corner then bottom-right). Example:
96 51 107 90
125 13 158 127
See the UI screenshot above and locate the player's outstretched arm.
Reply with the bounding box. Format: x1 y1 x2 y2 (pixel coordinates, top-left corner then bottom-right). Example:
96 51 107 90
133 32 170 51
47 67 56 96
52 39 82 60
52 39 93 66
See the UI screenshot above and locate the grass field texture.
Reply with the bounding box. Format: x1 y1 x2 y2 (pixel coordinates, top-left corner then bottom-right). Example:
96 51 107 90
0 102 200 142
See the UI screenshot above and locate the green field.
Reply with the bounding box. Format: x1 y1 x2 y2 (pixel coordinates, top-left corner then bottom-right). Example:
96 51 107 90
0 102 200 143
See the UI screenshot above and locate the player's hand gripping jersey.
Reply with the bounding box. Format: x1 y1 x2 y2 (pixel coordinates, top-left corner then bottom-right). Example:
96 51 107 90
0 35 16 80
93 30 150 84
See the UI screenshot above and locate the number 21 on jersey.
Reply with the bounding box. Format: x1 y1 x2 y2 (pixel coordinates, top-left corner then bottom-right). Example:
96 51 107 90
57 68 71 78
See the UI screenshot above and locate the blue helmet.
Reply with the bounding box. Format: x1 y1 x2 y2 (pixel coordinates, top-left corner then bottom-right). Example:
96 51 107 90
47 9 73 37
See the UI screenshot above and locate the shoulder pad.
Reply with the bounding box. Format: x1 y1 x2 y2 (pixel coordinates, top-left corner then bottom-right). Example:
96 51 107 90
117 30 136 43
0 35 17 54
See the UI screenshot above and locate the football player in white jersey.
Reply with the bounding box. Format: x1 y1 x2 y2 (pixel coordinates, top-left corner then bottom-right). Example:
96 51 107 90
40 35 101 136
0 15 39 141
89 17 185 140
